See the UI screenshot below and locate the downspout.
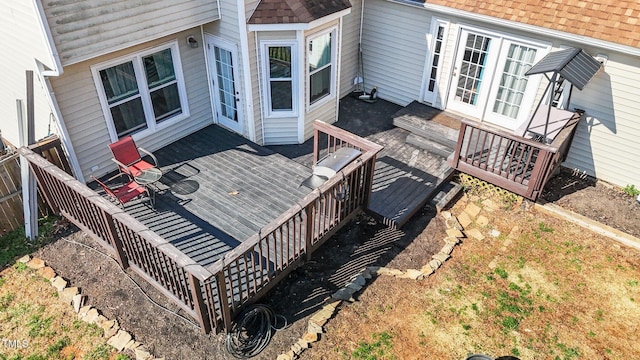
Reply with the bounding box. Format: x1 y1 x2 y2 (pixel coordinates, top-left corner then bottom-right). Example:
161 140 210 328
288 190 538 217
358 0 366 91
32 0 84 182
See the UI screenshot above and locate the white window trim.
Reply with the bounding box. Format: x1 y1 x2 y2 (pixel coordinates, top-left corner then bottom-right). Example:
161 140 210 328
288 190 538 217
91 41 190 142
260 40 298 118
306 27 337 112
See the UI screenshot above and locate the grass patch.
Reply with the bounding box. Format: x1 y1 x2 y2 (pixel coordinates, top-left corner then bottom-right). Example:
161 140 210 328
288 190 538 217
494 268 508 279
352 331 395 360
46 336 70 357
0 216 60 269
27 314 54 338
0 263 118 359
622 184 640 197
85 344 112 360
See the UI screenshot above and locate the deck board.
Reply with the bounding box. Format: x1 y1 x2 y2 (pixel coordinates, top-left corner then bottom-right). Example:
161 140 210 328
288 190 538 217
99 125 313 267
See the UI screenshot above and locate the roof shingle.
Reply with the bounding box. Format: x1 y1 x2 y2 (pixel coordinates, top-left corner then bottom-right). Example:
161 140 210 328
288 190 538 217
422 0 640 48
248 0 352 24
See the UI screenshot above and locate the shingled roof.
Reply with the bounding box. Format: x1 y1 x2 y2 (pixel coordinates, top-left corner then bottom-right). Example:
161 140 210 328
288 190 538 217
421 0 640 48
248 0 352 24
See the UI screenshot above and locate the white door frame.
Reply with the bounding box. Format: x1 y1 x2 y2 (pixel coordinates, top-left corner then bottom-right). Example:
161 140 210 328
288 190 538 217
420 17 450 107
206 34 244 134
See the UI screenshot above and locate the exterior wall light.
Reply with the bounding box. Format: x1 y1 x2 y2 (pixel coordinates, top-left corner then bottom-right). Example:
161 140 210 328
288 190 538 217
187 36 198 49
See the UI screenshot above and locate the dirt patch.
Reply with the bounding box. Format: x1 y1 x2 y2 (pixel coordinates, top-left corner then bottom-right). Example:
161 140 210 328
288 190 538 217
541 167 640 238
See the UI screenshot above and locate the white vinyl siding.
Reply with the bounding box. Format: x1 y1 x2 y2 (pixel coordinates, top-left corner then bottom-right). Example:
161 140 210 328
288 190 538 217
42 0 220 66
305 97 337 140
339 0 363 98
360 0 430 106
50 29 213 180
0 1 55 145
565 51 640 188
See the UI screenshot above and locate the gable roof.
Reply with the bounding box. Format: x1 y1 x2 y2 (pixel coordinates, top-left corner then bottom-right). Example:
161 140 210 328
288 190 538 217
422 0 640 48
248 0 351 24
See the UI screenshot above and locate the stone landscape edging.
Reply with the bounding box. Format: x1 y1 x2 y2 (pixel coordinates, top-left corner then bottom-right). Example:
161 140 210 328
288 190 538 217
16 255 162 360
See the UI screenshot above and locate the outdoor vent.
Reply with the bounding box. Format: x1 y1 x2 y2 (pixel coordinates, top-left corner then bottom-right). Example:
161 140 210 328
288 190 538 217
313 147 362 179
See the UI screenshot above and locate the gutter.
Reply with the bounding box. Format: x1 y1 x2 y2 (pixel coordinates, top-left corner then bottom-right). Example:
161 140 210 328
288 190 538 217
32 0 84 182
388 0 640 57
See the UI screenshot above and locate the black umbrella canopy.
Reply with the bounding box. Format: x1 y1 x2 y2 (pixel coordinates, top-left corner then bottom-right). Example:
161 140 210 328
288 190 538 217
525 47 602 90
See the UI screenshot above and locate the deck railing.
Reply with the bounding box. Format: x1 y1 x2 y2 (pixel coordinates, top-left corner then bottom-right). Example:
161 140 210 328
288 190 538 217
450 112 582 200
204 120 382 332
17 148 214 331
19 120 382 334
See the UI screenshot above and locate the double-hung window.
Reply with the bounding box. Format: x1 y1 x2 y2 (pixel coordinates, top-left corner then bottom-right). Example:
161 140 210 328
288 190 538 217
93 42 188 140
263 42 296 116
308 29 336 107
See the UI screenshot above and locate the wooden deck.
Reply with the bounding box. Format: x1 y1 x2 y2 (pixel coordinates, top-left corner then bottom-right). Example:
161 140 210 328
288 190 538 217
24 120 381 334
100 125 313 267
271 97 459 228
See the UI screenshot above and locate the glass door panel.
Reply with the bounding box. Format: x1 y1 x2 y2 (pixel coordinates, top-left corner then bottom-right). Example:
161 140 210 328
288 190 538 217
447 30 498 117
207 36 243 134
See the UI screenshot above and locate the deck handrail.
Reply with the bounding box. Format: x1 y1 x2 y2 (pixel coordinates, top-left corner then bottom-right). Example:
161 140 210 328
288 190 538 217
458 116 579 154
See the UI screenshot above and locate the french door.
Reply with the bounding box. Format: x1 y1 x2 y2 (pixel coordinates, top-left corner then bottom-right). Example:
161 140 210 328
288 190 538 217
447 28 546 129
207 35 243 133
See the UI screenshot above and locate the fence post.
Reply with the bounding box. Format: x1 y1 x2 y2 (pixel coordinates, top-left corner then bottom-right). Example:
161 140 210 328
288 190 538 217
101 212 129 269
188 273 211 334
215 270 232 332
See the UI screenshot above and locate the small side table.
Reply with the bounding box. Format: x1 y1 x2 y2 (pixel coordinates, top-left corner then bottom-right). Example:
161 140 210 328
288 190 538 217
133 168 162 205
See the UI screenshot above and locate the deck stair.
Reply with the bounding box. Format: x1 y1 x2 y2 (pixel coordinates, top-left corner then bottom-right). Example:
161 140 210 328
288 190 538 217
392 101 462 157
365 101 463 228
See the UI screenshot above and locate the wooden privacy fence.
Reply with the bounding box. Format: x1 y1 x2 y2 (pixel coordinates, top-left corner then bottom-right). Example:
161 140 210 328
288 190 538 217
19 120 382 334
450 112 582 200
0 136 71 235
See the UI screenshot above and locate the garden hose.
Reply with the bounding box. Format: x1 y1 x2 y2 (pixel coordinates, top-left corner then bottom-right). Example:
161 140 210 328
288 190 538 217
225 304 287 359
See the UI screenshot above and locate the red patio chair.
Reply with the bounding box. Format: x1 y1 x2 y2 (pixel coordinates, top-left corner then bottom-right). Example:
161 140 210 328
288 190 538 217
90 175 153 208
108 136 159 179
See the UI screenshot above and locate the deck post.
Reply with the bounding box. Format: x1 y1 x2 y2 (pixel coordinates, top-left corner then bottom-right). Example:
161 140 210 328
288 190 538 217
215 270 232 332
188 273 211 334
304 203 314 260
101 211 129 269
363 156 376 208
313 127 319 165
451 122 467 168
